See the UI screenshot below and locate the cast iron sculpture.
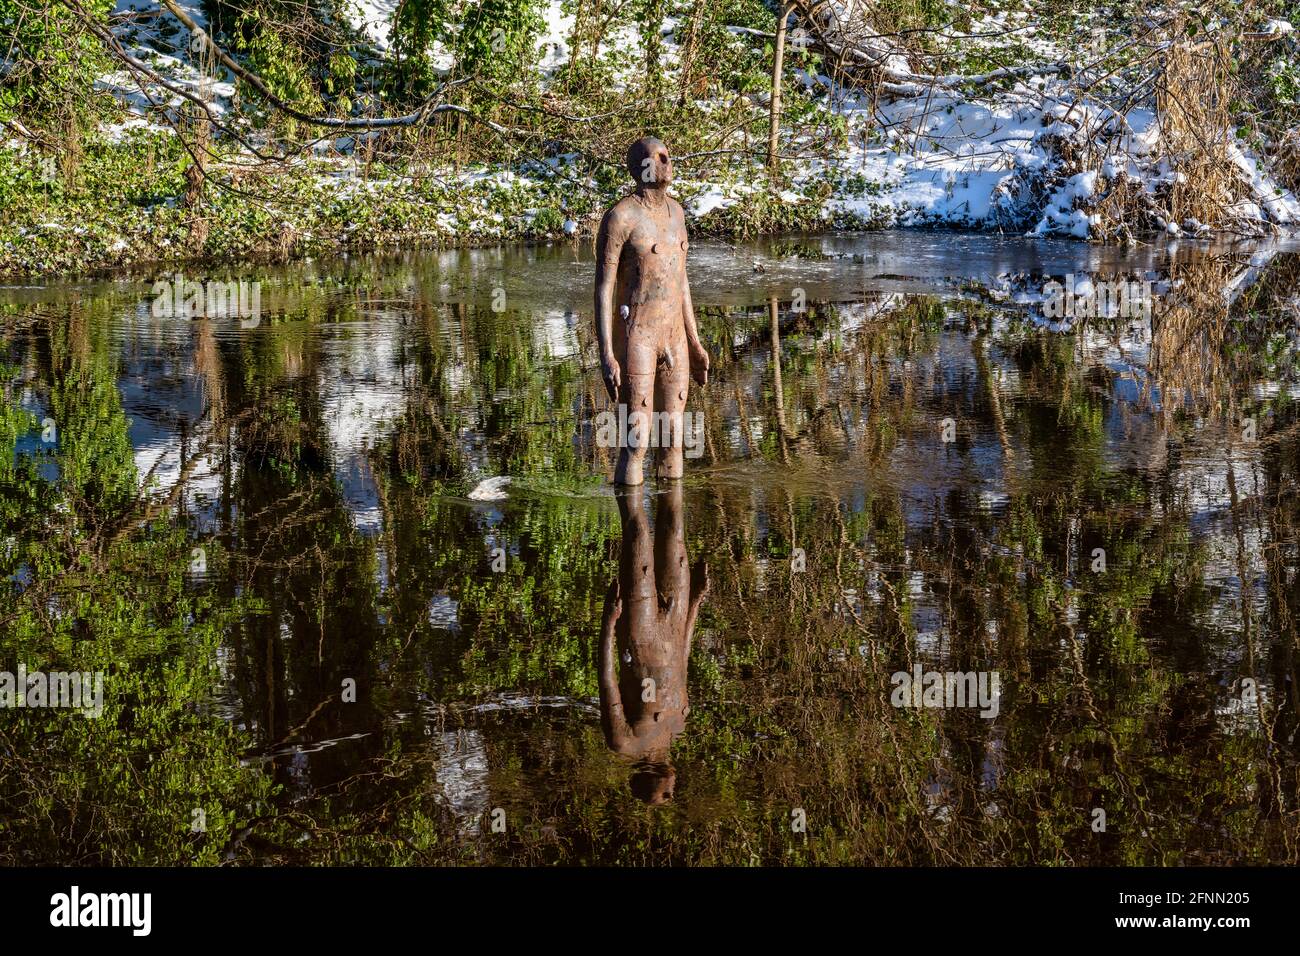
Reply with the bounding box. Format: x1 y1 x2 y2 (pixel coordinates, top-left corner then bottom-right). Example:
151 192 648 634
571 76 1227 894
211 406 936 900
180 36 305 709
594 136 710 485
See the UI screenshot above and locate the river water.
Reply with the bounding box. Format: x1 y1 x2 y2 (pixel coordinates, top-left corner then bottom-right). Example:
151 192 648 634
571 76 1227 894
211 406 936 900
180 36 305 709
2 231 1298 864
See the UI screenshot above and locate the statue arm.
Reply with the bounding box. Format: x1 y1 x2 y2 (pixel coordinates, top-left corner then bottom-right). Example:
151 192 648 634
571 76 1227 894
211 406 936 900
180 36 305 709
675 203 709 386
594 208 627 401
683 560 709 658
598 578 631 747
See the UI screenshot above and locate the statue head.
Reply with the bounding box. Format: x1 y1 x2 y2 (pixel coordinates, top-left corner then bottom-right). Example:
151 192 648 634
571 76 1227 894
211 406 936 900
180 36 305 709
629 760 676 805
626 136 673 189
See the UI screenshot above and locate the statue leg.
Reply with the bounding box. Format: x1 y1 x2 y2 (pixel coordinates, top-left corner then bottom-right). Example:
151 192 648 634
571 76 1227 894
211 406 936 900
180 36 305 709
617 488 656 640
615 315 660 486
614 373 654 485
653 338 690 480
654 481 689 605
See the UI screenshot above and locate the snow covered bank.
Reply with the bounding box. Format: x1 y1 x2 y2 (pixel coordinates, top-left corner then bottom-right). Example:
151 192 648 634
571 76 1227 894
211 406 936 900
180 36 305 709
4 1 1299 278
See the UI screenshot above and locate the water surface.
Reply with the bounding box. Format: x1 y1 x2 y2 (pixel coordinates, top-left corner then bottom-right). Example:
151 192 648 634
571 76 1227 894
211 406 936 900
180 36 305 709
2 232 1298 865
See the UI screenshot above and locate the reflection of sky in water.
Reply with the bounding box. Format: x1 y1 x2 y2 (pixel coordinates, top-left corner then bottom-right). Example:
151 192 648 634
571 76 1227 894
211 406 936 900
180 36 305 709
428 592 460 632
58 273 1299 688
321 327 404 535
435 730 489 835
116 318 225 529
13 389 59 481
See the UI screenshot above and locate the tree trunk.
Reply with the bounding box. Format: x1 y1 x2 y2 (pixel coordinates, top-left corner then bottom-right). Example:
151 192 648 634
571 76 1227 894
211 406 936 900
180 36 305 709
678 0 707 106
767 3 795 176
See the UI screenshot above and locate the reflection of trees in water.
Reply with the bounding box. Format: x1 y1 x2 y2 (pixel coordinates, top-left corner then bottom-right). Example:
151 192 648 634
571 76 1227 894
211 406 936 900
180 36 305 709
2 250 1298 863
1147 252 1300 423
0 304 276 865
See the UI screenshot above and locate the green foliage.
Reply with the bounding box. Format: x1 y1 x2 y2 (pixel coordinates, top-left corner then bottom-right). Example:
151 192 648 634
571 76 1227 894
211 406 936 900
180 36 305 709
0 319 275 864
0 0 115 136
390 0 546 98
390 0 456 97
234 9 326 132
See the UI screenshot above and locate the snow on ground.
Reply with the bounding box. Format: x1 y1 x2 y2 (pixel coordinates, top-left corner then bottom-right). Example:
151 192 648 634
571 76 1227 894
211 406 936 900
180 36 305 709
104 0 236 128
344 0 400 51
87 1 1300 241
793 66 1299 237
537 4 576 74
735 1 1298 236
115 0 206 28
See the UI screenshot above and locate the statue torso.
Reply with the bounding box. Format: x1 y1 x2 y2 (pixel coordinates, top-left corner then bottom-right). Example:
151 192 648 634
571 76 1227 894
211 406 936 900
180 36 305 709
615 195 689 312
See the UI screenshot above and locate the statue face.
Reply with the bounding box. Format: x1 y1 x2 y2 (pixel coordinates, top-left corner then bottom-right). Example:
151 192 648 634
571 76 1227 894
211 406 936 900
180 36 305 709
630 762 676 805
627 136 673 188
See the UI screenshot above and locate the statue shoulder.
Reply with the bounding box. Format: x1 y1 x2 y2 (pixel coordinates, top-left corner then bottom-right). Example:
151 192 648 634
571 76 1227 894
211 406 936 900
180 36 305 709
598 197 639 238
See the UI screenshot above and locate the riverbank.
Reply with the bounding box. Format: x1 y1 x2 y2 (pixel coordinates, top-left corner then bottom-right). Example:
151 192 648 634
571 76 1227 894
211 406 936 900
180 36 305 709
2 2 1298 280
0 128 838 279
3 123 1296 282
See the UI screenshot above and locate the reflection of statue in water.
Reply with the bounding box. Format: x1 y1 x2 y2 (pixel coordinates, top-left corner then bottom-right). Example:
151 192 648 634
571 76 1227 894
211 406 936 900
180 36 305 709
599 484 708 804
595 136 710 486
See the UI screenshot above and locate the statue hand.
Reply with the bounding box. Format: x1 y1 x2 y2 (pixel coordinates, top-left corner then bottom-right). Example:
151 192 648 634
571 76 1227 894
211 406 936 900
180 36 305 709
689 340 709 387
601 352 622 402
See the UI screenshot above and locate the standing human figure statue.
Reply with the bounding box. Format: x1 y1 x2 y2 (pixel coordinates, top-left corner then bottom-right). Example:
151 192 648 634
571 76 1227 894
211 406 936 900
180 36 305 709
594 136 710 485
